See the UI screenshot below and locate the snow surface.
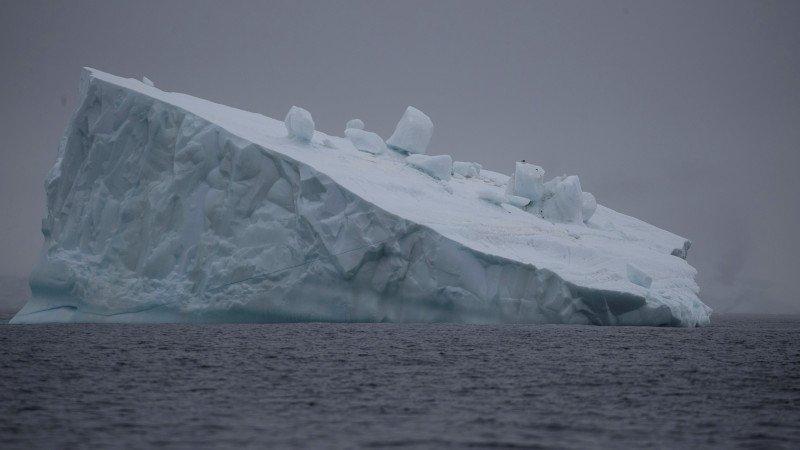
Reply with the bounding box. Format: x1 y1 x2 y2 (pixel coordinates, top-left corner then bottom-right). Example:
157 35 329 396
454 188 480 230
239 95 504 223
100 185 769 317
478 188 506 206
10 68 711 326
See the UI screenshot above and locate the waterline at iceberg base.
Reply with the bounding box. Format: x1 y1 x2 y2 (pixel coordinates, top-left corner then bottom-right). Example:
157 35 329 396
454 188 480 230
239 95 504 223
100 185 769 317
11 69 711 326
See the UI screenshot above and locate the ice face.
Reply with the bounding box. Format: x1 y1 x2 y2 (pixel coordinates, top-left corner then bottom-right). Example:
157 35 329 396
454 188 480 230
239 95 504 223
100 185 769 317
386 106 433 154
541 175 584 224
345 128 387 155
9 68 711 327
406 154 452 180
453 161 481 178
142 76 155 87
345 118 364 130
284 106 314 141
581 192 597 223
627 263 653 289
511 162 546 203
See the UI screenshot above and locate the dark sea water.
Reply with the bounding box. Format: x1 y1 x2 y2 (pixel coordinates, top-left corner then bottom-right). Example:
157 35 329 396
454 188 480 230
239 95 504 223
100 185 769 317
1 315 799 449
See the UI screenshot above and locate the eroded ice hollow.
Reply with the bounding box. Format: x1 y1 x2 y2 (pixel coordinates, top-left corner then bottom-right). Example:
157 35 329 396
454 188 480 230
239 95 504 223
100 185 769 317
11 69 711 326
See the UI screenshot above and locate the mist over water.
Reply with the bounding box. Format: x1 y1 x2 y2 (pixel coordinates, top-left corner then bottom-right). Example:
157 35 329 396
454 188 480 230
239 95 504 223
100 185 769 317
2 316 798 448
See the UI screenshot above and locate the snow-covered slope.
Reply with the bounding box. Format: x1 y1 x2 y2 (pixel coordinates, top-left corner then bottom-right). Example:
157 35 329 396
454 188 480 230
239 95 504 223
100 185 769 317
11 69 711 325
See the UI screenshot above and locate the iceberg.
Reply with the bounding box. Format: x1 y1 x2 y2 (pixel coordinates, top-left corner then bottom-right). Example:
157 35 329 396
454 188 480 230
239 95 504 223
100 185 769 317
10 68 711 326
386 106 433 154
507 195 532 209
541 175 584 224
284 106 314 141
345 118 364 131
406 154 453 181
453 161 481 179
627 263 653 289
345 128 387 155
581 191 597 223
508 162 546 202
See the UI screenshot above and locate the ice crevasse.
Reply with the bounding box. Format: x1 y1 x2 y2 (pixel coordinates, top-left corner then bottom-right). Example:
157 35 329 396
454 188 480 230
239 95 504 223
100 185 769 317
11 69 711 326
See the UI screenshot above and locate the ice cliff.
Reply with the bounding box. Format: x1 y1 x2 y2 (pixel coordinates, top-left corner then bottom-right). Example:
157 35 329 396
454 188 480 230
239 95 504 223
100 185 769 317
11 69 711 326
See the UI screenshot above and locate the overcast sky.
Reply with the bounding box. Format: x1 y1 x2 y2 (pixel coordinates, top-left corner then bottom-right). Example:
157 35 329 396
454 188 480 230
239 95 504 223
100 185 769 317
1 0 798 313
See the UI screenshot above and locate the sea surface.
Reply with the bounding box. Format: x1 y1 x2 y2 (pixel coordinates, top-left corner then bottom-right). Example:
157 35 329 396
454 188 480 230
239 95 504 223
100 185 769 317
1 314 798 449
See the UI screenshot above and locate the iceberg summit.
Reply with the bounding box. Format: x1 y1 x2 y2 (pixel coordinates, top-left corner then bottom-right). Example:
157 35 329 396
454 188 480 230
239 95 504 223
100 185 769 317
11 69 711 326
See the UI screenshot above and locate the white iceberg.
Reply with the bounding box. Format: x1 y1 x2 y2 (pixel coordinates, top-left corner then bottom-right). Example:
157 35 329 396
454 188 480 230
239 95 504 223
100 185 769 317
509 162 546 203
345 118 364 130
345 128 387 155
541 175 584 224
506 195 531 209
284 106 314 141
10 68 711 326
581 192 597 223
406 154 452 180
453 161 481 178
386 106 433 154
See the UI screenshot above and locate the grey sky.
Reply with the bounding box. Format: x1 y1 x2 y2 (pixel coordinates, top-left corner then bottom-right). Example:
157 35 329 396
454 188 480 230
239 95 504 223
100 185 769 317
1 0 798 313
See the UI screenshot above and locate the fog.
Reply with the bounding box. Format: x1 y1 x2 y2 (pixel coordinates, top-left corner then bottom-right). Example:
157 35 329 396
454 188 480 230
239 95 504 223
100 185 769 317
1 0 798 313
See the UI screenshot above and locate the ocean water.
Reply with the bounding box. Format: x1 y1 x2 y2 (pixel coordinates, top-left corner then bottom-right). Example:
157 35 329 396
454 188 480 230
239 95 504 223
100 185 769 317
1 315 798 449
